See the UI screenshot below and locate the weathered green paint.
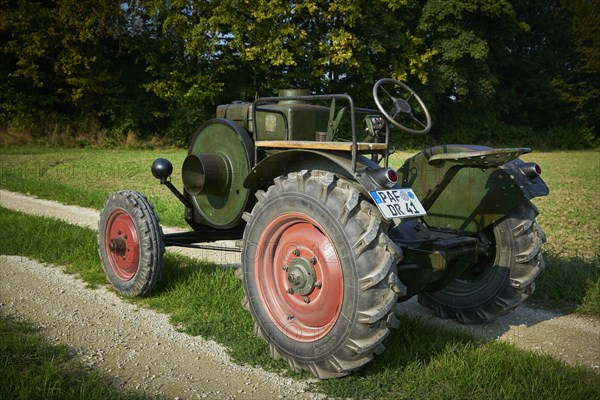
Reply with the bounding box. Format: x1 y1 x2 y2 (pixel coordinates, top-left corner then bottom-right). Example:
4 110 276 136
427 147 531 166
216 99 330 141
399 145 548 233
186 118 254 228
243 149 382 192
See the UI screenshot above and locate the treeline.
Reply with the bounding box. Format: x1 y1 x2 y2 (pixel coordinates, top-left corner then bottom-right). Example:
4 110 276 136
1 0 598 148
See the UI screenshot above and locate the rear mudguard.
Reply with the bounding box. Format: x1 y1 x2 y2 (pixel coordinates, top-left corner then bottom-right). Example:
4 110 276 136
399 145 549 234
243 149 383 193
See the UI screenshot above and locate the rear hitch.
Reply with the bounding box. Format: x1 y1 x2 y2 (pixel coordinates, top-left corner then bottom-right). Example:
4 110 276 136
391 220 479 299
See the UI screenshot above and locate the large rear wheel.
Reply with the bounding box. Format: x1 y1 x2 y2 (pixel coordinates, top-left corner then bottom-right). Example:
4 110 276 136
418 202 546 323
239 170 404 378
98 190 164 297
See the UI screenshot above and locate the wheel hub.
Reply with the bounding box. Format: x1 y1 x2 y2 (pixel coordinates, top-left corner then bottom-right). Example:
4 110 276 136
286 257 316 296
109 237 127 255
105 210 140 281
393 98 411 114
254 213 343 342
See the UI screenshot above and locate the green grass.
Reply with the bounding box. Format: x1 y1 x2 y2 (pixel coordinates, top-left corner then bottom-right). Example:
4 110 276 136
2 146 597 315
0 316 145 400
517 151 600 313
0 147 188 227
318 317 600 399
0 206 284 372
1 206 599 399
0 205 106 286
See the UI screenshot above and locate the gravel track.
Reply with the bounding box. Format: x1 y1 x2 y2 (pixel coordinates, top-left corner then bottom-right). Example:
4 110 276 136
0 188 598 399
0 255 317 400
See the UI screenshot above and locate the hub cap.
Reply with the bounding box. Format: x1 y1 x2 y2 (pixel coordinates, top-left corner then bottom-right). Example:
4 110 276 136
105 210 139 281
255 213 343 342
287 257 317 296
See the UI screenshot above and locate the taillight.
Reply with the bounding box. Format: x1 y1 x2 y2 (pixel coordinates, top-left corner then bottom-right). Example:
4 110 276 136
521 162 542 179
366 167 398 188
386 168 398 185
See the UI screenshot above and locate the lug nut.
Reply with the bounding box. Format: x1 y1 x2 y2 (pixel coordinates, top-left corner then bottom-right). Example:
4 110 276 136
282 264 289 271
315 281 322 289
287 314 294 320
287 288 294 295
310 257 317 264
293 249 300 256
304 296 310 304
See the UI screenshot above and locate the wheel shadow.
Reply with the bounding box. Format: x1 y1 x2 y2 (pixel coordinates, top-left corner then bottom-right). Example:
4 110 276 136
396 251 599 341
147 249 599 397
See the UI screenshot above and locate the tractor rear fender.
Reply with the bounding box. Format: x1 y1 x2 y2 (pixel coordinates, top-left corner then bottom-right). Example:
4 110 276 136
243 149 382 193
399 145 549 234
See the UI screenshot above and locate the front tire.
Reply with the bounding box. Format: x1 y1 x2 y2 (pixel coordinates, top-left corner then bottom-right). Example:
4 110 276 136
239 170 404 379
98 190 164 297
418 202 546 323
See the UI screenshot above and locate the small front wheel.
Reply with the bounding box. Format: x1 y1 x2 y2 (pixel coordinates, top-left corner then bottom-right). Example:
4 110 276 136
98 190 164 297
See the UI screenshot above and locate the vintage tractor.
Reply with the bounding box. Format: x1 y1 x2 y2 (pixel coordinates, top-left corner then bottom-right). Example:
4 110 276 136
98 79 548 379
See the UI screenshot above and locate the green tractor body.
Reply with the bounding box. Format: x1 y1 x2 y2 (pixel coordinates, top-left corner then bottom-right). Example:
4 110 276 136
98 79 548 379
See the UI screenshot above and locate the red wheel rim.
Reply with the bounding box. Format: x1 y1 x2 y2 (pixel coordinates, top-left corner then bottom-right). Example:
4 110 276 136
105 209 140 281
255 213 343 342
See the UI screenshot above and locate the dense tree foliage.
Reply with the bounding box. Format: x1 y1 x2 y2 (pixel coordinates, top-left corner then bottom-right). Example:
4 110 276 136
1 0 598 147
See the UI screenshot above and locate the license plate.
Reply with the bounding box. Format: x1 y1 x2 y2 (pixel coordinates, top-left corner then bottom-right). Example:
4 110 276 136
369 189 427 219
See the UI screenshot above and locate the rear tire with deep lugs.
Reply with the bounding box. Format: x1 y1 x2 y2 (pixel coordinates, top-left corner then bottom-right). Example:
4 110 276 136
418 202 546 323
238 170 405 378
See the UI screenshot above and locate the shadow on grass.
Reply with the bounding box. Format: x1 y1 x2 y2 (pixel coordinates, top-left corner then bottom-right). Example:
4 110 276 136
531 252 599 316
138 253 294 374
141 252 600 400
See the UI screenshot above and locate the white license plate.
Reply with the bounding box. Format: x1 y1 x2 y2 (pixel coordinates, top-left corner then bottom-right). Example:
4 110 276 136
369 189 427 219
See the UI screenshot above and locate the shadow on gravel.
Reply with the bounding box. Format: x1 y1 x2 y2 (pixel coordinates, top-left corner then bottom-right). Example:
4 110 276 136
145 248 599 368
393 251 600 344
133 253 293 373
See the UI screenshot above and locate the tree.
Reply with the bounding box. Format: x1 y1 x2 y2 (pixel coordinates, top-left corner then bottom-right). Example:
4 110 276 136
554 0 600 133
1 0 126 119
208 0 431 102
137 0 224 138
417 0 524 106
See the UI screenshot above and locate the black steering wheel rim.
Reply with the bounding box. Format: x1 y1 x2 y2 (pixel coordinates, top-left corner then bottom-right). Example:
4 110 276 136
373 78 432 135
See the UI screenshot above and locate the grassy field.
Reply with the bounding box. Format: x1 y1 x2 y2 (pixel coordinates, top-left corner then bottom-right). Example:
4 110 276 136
1 146 598 314
1 206 598 399
0 315 145 400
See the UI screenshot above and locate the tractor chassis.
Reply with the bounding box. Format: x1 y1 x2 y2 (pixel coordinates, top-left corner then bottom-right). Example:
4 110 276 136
158 175 244 252
160 170 481 298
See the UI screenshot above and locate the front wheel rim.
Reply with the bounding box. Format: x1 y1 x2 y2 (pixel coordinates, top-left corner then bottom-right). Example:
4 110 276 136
254 212 343 342
105 209 140 281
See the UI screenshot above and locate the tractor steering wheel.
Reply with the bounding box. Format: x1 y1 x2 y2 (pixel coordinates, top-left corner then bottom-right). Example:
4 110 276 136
373 78 432 135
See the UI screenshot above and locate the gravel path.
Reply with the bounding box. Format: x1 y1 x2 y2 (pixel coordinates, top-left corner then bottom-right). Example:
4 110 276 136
0 255 317 399
0 188 598 399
